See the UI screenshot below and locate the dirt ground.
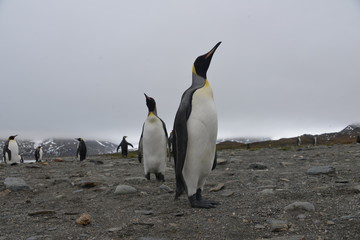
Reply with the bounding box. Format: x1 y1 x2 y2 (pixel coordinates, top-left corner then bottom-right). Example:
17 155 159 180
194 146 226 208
1 144 360 240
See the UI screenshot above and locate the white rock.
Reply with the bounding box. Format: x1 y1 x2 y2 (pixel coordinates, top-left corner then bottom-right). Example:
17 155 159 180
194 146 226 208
114 185 137 195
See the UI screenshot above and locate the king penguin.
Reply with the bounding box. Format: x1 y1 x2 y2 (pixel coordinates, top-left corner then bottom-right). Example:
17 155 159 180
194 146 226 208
138 94 169 181
3 135 22 164
117 136 134 157
172 42 221 208
35 146 43 162
76 138 87 161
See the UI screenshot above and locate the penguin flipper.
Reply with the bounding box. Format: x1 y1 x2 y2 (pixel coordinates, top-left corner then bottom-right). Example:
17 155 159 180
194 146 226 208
173 93 194 198
159 118 171 162
4 141 11 160
212 150 217 171
138 124 144 163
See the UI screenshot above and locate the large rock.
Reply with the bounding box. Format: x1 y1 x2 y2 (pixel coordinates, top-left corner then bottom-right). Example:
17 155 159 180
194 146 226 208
4 177 31 191
306 166 335 175
285 201 315 212
114 185 137 195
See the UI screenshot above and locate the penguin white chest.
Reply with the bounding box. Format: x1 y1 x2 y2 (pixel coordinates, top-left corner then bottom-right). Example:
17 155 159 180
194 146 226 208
8 141 21 162
184 83 217 180
143 114 167 173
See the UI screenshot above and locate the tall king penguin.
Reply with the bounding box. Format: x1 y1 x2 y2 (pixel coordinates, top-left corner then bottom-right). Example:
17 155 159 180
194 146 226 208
138 94 169 181
76 138 87 161
3 135 22 164
172 42 221 208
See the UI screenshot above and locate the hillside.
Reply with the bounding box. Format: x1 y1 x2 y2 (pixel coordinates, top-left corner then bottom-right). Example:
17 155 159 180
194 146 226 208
0 138 118 159
217 124 360 150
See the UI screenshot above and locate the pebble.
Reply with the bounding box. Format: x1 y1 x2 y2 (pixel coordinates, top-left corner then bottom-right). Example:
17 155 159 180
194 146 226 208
221 190 235 197
75 212 91 225
159 184 173 193
107 227 123 232
259 189 275 195
135 210 153 215
285 201 315 212
306 166 335 175
249 163 267 170
4 177 31 191
268 219 288 232
209 183 225 192
114 185 137 195
217 158 228 165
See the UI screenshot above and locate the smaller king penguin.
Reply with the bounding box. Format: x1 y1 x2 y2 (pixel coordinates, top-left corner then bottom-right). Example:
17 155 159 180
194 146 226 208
76 138 87 161
138 94 169 181
172 42 221 208
3 135 22 164
35 146 43 162
117 136 134 157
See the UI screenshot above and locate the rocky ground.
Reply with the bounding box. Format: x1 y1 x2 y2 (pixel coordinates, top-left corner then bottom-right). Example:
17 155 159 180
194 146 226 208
1 144 360 240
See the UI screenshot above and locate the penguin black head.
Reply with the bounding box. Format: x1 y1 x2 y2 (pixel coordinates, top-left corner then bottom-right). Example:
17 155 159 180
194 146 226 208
76 138 83 142
193 41 221 79
123 136 127 139
144 93 157 114
8 135 18 140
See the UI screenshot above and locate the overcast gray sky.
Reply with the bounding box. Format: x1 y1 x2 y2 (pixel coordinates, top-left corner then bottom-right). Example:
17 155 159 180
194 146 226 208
1 0 360 144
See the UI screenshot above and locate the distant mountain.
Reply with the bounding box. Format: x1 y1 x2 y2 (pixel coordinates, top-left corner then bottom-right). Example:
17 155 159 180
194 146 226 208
217 124 360 150
217 137 271 144
0 138 118 159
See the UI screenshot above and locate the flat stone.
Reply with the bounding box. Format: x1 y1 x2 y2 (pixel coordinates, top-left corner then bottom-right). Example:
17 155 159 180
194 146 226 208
221 190 234 197
114 185 137 195
259 189 275 195
268 219 288 232
306 166 335 175
217 158 228 165
107 227 124 232
209 183 225 192
135 210 153 215
159 184 173 193
285 201 315 212
4 177 31 191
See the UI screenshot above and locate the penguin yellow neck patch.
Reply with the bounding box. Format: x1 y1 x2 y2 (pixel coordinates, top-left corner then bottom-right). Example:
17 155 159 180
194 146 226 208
192 65 197 75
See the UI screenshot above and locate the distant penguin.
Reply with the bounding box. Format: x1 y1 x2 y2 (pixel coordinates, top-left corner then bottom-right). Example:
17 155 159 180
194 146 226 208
35 146 43 162
172 42 221 208
312 136 317 146
76 138 87 161
296 137 301 147
117 136 134 157
3 135 22 164
138 94 169 181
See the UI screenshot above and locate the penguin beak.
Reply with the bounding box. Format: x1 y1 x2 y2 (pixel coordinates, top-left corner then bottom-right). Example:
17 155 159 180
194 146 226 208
205 41 221 60
144 93 149 99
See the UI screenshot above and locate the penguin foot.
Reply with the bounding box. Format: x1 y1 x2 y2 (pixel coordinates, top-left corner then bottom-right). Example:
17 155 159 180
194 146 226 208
196 189 219 205
145 173 150 180
155 173 165 182
188 194 216 209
